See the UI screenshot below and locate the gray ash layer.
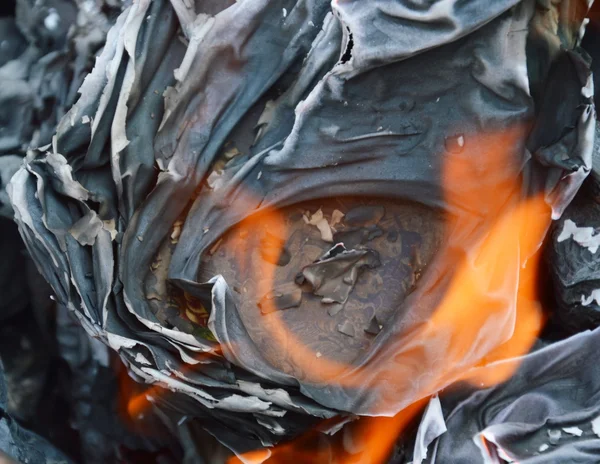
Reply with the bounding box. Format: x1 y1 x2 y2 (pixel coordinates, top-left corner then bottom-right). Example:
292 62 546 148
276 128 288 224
1 0 598 461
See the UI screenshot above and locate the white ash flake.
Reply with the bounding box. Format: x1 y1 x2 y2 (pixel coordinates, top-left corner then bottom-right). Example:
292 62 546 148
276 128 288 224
581 289 600 307
103 219 117 241
223 146 241 159
582 64 593 98
557 219 600 254
562 426 583 437
171 220 183 241
69 210 105 246
538 444 549 452
282 7 287 17
305 208 334 242
547 429 561 443
206 169 224 189
330 209 344 230
592 416 600 437
44 9 60 31
134 352 152 366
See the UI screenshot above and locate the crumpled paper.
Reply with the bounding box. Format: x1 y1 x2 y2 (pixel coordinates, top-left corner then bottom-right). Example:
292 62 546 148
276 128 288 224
546 120 600 332
8 0 595 456
430 327 600 463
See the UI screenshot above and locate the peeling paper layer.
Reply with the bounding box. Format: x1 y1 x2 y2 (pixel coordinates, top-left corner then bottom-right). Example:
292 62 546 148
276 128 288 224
7 0 595 456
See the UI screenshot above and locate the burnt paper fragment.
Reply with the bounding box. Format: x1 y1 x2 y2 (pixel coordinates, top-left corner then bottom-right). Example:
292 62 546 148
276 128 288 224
301 247 381 304
337 319 355 337
258 284 303 314
343 205 385 226
364 315 382 336
259 231 291 266
333 225 384 249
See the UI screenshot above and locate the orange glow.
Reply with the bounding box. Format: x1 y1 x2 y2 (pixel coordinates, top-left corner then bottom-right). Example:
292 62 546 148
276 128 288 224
230 127 550 389
229 400 428 464
120 124 553 463
232 204 359 382
424 194 548 390
434 127 550 388
122 350 223 421
233 125 552 462
337 399 429 464
126 385 156 419
117 361 165 439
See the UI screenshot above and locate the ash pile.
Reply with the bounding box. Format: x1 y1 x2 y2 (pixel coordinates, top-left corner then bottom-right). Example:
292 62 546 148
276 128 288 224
1 0 600 463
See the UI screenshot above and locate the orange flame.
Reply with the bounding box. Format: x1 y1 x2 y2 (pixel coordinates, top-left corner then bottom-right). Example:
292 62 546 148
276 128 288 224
229 399 428 464
119 124 552 463
232 125 552 462
420 127 549 390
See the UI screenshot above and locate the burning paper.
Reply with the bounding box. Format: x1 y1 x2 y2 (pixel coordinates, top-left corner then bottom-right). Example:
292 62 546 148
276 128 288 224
5 0 596 461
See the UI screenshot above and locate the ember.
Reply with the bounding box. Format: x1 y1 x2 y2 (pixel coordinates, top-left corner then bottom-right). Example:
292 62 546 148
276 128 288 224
0 0 599 463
